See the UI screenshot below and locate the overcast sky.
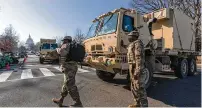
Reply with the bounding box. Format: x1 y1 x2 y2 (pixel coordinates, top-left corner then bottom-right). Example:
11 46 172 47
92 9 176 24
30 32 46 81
0 0 130 43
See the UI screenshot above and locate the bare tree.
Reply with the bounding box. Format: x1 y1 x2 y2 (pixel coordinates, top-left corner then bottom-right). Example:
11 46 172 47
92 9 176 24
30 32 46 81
73 28 87 44
130 0 201 51
18 41 26 53
18 46 26 53
0 24 19 52
35 42 41 52
18 41 25 47
53 36 64 46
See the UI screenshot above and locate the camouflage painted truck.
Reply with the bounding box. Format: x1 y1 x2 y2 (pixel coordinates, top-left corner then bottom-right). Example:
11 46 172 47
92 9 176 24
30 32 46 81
83 8 200 88
39 39 59 64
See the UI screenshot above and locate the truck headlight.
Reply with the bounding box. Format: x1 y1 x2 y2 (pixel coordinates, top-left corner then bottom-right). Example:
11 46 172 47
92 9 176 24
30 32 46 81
86 57 92 63
105 59 113 66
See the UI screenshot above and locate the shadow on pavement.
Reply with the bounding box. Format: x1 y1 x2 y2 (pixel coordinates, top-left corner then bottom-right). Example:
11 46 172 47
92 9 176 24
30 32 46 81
107 71 201 107
147 73 201 107
108 79 128 86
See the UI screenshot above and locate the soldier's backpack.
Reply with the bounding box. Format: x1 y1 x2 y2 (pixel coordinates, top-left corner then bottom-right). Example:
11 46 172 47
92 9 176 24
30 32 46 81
68 43 86 62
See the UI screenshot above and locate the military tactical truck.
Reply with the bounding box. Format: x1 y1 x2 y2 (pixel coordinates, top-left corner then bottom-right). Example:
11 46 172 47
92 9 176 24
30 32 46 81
83 8 200 88
39 39 59 64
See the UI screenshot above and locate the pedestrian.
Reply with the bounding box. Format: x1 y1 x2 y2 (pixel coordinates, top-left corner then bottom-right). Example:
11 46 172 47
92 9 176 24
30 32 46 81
49 36 83 107
127 29 148 107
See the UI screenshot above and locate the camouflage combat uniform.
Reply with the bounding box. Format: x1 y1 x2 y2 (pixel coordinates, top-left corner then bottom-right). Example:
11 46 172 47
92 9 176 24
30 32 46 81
127 39 148 107
59 43 81 103
50 42 82 107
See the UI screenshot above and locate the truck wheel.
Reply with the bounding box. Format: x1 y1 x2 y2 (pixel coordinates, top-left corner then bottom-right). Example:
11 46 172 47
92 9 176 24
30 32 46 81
174 58 188 78
144 61 153 89
126 61 153 89
96 70 116 81
188 59 196 76
40 58 44 64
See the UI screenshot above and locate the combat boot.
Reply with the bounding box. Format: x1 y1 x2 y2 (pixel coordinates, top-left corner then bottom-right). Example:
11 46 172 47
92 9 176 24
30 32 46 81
70 101 83 107
52 97 64 107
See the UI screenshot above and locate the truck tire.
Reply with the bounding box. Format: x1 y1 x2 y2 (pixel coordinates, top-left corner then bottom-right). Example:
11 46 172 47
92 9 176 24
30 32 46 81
96 70 116 81
188 58 196 76
40 58 44 64
174 58 188 78
144 61 153 89
126 61 153 89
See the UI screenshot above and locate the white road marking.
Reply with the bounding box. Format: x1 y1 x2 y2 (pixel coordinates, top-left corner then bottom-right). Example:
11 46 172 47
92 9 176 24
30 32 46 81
39 68 55 76
0 66 94 83
0 71 13 82
6 74 63 83
26 65 35 67
54 66 92 73
81 66 96 71
78 68 91 73
54 67 61 72
21 69 33 79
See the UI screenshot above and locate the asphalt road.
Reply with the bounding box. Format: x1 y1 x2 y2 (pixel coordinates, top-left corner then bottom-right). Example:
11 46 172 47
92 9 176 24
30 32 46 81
0 55 201 107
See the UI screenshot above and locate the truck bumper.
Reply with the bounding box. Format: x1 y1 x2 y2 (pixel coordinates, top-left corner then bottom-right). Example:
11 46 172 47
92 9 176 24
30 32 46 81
85 61 128 74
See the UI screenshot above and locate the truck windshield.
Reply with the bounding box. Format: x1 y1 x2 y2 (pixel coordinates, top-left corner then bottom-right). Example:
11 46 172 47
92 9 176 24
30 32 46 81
50 44 58 49
87 21 99 37
42 43 50 49
42 43 58 50
87 13 118 37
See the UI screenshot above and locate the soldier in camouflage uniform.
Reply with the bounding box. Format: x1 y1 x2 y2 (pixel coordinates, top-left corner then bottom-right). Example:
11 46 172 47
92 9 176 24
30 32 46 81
48 36 82 107
127 29 148 107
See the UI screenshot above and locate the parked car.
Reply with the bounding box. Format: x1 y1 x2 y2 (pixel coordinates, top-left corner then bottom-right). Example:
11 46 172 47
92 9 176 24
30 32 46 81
3 52 19 64
19 52 27 58
36 52 40 56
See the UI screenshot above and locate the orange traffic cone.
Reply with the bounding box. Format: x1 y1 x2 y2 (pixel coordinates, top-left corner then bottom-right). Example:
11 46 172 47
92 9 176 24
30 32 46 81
6 63 10 70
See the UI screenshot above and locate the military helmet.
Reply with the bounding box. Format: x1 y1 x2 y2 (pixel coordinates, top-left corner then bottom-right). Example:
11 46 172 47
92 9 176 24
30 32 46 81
62 36 72 41
128 29 139 37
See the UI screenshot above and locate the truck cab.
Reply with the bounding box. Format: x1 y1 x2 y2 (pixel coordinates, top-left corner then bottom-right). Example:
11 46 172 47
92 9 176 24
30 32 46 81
39 39 59 64
83 8 154 88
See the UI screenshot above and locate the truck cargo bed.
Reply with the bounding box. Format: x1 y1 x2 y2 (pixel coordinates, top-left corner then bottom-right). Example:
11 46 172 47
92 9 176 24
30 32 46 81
144 8 195 52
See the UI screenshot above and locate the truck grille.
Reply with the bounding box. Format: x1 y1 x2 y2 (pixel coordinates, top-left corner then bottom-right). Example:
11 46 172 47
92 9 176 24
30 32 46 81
115 55 127 63
91 44 102 51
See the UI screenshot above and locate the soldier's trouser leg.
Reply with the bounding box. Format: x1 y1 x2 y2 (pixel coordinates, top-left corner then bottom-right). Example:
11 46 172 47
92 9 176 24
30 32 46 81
60 65 81 103
129 64 148 107
131 83 148 107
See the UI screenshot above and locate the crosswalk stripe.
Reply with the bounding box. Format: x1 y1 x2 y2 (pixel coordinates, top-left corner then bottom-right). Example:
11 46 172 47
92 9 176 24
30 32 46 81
21 69 33 79
54 67 61 72
0 71 13 82
0 66 94 83
54 66 91 73
39 68 55 76
78 68 90 73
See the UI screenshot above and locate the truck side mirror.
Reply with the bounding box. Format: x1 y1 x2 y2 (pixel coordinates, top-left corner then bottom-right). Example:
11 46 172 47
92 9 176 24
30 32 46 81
40 47 41 51
121 40 127 48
